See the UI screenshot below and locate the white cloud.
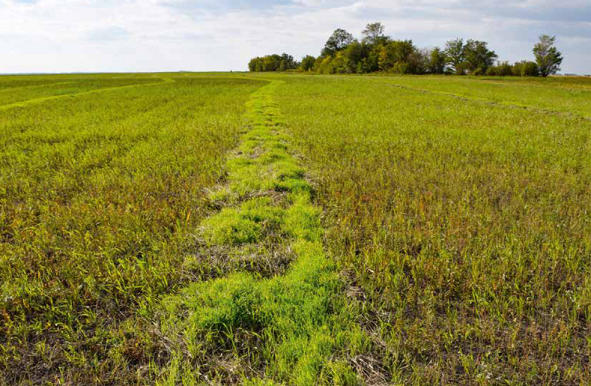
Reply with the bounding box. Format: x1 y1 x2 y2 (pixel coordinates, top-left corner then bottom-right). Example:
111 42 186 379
0 0 589 73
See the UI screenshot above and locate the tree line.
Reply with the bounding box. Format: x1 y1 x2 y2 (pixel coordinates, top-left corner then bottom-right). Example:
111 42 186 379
248 23 563 77
248 53 299 72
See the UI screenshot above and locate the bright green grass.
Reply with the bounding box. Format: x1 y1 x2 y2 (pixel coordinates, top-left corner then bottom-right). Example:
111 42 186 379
481 75 591 90
155 81 364 386
0 74 100 91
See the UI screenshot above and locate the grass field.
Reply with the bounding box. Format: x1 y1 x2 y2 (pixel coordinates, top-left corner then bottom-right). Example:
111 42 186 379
275 75 591 385
380 75 591 119
1 73 590 385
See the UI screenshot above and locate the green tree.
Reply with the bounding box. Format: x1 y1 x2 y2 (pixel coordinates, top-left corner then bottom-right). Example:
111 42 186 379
377 40 417 73
512 61 525 76
247 53 298 72
485 66 498 76
463 40 497 73
300 55 316 72
378 40 424 74
341 41 368 73
248 58 257 72
263 55 279 71
521 61 540 77
428 47 446 74
331 52 349 74
313 56 324 72
362 22 386 46
322 29 354 57
377 45 389 72
534 35 563 77
444 38 465 74
362 43 382 72
409 49 429 74
496 61 513 76
317 56 335 74
511 61 539 77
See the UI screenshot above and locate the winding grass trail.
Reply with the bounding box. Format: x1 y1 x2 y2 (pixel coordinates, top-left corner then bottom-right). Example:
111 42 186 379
0 81 77 93
0 77 174 111
155 81 370 385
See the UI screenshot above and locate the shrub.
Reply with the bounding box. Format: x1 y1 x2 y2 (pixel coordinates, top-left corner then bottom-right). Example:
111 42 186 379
455 62 470 75
485 66 498 76
512 61 524 76
300 55 316 72
521 61 540 77
472 67 484 76
510 61 539 77
389 62 411 74
496 61 513 76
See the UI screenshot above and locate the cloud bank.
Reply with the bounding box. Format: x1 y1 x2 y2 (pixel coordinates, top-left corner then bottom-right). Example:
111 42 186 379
0 0 589 74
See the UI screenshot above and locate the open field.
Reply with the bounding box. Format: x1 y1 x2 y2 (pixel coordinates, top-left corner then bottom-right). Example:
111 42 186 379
275 75 591 384
379 75 591 119
1 73 590 385
0 74 262 384
0 77 162 109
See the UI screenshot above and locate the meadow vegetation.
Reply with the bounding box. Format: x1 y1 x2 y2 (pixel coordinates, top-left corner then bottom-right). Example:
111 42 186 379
0 77 161 108
0 75 261 384
1 72 590 385
380 76 591 119
275 74 591 384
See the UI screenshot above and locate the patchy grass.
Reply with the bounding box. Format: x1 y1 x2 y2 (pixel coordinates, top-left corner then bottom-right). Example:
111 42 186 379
155 81 367 385
0 75 163 109
201 197 286 246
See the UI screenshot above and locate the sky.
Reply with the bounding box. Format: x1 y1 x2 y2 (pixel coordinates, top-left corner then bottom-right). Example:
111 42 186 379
0 0 589 74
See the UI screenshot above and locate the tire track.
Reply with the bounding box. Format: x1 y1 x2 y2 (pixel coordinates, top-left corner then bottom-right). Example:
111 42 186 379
384 81 591 122
155 80 366 385
0 77 174 111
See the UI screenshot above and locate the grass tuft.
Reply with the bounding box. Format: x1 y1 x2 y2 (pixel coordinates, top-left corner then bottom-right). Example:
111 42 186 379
201 198 285 246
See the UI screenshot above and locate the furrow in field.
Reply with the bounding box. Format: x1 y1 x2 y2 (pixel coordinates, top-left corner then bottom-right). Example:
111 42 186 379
154 81 370 385
384 80 591 121
0 81 78 93
0 77 174 111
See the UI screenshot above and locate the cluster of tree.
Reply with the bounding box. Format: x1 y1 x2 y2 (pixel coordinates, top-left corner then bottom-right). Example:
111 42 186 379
248 23 564 77
248 53 299 72
482 36 563 76
443 38 497 75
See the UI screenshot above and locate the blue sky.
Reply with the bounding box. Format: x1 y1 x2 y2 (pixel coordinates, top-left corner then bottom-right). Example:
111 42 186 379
0 0 589 74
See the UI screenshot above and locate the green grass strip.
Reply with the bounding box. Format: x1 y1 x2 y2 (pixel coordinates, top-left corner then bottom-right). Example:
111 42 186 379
155 81 368 385
0 77 174 111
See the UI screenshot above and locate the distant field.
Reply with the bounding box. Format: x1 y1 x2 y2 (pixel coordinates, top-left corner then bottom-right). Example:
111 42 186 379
0 76 161 108
378 75 591 119
1 73 590 385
